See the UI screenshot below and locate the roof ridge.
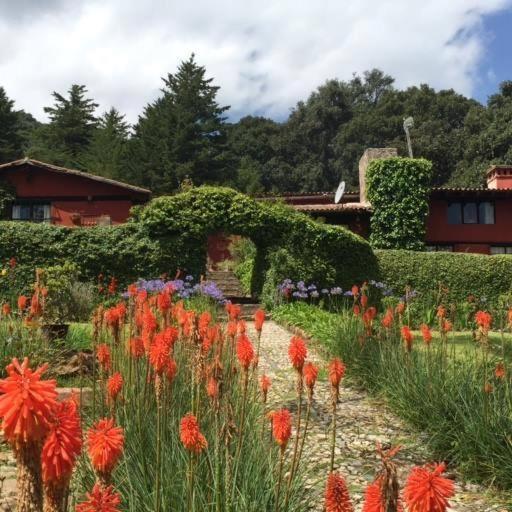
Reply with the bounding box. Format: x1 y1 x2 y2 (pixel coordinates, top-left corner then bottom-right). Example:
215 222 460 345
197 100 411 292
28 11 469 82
0 158 151 195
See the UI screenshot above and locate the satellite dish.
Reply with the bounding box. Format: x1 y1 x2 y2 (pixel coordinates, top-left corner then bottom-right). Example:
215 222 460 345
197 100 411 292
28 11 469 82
334 181 346 204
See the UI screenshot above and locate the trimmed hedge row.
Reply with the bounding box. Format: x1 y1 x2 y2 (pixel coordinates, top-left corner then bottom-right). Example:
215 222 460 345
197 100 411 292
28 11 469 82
0 187 378 298
376 249 512 306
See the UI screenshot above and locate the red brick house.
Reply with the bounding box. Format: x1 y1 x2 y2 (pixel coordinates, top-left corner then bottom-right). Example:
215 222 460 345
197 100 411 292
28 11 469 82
263 149 512 255
0 159 150 226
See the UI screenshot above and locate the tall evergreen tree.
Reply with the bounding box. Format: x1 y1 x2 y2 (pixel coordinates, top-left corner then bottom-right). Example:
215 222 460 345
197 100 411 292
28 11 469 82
29 84 98 169
83 108 129 179
0 87 24 163
125 54 231 193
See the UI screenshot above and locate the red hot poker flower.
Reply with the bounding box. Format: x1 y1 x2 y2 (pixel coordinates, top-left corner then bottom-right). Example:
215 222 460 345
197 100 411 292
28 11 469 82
403 463 454 512
420 324 432 346
395 302 405 315
304 362 319 390
129 337 145 359
329 358 346 389
381 308 394 329
495 362 506 379
236 334 255 371
351 285 359 297
260 374 271 401
107 372 124 402
42 398 82 484
0 357 58 443
325 472 354 512
271 409 292 449
437 305 446 319
149 333 171 375
254 309 265 332
87 418 124 475
2 303 11 316
441 319 452 334
75 483 122 512
401 326 414 353
180 413 208 454
475 310 492 331
362 478 403 512
165 358 178 384
17 295 28 311
206 377 219 399
96 344 112 372
288 336 307 372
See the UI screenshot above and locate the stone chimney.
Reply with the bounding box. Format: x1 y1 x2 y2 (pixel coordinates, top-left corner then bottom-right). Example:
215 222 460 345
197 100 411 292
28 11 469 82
486 165 512 189
358 148 397 204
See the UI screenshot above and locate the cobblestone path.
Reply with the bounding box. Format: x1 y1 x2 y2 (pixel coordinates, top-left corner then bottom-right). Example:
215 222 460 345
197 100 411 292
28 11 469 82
251 320 509 512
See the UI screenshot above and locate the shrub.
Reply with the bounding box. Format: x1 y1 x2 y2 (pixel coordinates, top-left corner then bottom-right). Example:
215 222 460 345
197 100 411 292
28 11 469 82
366 157 433 250
376 249 512 309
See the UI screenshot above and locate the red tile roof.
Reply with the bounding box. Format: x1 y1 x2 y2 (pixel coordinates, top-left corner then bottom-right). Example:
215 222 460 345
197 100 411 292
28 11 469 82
293 203 371 214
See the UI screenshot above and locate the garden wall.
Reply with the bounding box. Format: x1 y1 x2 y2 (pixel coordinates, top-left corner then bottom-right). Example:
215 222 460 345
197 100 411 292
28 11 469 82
376 249 512 306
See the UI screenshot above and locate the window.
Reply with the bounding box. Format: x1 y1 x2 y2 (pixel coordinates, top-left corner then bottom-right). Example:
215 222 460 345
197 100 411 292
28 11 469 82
491 246 512 255
463 202 477 224
426 245 454 252
12 203 51 222
447 201 495 225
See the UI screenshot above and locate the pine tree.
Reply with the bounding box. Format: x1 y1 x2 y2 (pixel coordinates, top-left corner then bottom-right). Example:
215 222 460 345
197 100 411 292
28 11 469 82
30 84 98 168
0 87 24 163
125 54 231 193
83 108 130 179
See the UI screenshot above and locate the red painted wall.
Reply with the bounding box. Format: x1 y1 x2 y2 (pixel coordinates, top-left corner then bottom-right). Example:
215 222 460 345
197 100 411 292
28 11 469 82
3 166 134 197
2 165 143 226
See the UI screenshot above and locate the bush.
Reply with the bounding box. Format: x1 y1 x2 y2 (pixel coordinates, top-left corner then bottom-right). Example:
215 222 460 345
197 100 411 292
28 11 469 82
376 249 512 309
367 157 433 250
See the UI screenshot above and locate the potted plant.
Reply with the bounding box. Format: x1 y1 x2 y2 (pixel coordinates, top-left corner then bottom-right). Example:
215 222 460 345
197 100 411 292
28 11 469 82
37 261 78 341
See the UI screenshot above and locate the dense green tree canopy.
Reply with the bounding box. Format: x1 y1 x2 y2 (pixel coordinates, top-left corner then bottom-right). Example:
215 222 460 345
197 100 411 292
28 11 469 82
1 58 512 192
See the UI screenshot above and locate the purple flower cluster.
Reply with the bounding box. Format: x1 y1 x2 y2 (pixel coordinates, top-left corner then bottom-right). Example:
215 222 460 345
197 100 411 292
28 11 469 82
278 278 395 300
123 276 225 304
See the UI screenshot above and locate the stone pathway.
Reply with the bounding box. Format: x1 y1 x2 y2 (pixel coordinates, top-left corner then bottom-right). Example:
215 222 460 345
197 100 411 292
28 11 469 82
0 442 16 512
251 320 509 512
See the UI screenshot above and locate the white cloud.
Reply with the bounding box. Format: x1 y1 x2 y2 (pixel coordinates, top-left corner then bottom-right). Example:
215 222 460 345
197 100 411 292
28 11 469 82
0 0 509 123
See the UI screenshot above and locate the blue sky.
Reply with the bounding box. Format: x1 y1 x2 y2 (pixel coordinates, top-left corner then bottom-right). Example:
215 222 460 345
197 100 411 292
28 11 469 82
0 0 511 122
476 8 512 103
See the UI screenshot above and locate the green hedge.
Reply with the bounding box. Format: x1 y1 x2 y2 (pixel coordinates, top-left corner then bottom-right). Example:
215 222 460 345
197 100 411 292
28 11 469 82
367 157 433 250
376 249 512 306
0 187 378 299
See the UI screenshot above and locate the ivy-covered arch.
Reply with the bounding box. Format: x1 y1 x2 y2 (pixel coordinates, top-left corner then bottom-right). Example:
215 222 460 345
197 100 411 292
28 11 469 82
137 186 378 296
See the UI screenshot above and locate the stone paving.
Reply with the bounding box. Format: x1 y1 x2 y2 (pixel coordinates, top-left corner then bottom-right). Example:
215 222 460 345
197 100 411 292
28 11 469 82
250 320 510 512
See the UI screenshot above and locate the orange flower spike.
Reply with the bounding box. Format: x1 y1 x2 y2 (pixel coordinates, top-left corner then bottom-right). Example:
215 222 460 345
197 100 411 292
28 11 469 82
17 295 28 311
236 334 255 370
441 319 452 334
362 477 403 512
180 413 208 454
260 374 271 401
403 462 454 512
227 321 237 339
361 294 368 309
206 377 219 399
165 358 178 384
107 372 124 402
0 358 58 443
420 324 432 345
353 305 361 317
271 408 292 449
75 483 122 512
42 398 82 484
325 472 354 512
329 358 346 389
157 289 172 313
198 311 212 337
401 326 414 353
288 336 307 373
475 310 492 331
87 418 124 475
351 285 359 298
237 320 247 335
495 362 506 379
304 362 319 391
395 302 405 315
2 303 11 316
381 308 394 329
437 305 446 319
149 333 171 375
254 308 265 332
129 337 145 359
96 344 112 372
